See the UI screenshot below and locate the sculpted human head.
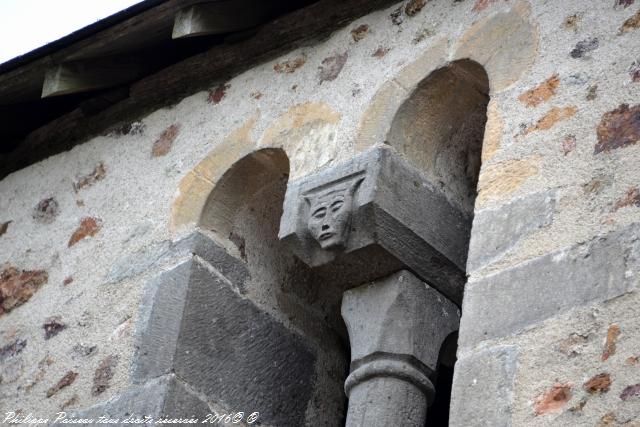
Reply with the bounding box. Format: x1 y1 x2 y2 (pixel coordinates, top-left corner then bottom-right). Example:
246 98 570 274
304 177 362 251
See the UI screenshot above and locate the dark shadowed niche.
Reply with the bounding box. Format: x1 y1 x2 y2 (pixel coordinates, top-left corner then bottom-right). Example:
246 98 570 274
386 60 490 425
198 148 350 426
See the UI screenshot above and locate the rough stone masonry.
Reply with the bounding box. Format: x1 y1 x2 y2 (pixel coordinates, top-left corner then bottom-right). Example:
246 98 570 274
0 0 639 426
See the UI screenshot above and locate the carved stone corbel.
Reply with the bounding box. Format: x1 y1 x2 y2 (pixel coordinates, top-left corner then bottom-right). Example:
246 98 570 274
341 270 460 426
278 146 471 303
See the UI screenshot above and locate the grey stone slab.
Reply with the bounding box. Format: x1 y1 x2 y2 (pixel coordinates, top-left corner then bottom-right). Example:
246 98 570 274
279 147 470 303
105 231 248 288
132 261 191 383
467 190 556 273
191 231 250 288
459 223 640 350
449 345 518 427
174 259 316 427
105 235 195 284
162 377 211 420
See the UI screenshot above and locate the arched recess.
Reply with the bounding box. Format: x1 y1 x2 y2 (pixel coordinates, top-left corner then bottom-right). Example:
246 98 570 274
386 59 490 217
196 147 350 426
383 60 490 425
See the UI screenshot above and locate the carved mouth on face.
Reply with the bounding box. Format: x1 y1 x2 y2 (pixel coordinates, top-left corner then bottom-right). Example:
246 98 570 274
318 232 335 241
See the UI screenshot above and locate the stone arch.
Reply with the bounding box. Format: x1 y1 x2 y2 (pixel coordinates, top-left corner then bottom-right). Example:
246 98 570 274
386 59 490 216
137 147 352 426
350 50 494 427
194 147 350 426
199 147 290 246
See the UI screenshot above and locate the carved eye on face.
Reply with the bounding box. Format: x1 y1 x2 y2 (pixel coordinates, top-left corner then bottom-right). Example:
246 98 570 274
312 207 327 219
330 200 344 213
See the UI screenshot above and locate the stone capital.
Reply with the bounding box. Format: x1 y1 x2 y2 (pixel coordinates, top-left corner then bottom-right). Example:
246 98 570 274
279 147 471 303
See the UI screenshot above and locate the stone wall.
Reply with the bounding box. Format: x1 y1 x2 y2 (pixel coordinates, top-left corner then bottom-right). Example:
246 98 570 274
1 0 639 425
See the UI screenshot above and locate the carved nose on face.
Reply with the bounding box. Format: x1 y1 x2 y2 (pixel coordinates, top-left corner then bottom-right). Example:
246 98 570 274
321 224 330 231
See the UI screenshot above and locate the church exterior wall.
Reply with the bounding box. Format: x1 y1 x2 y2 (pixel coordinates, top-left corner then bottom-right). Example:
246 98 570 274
1 0 639 425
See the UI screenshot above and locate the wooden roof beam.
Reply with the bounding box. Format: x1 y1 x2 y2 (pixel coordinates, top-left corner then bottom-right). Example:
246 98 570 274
172 0 273 39
41 56 146 98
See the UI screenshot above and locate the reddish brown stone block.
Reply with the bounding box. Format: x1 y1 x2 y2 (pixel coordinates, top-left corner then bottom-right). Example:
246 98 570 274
518 74 560 108
405 0 426 16
372 46 390 58
207 83 230 104
351 24 369 42
0 220 11 237
613 188 640 212
92 355 118 396
68 217 102 247
595 104 640 154
46 371 78 398
522 106 577 135
318 52 347 84
273 56 307 74
151 124 181 157
584 373 612 394
534 383 572 415
0 266 48 315
73 163 106 192
473 0 498 12
602 324 621 361
619 9 640 35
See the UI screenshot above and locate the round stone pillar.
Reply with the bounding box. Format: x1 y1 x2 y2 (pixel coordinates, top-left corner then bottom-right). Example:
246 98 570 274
341 270 460 427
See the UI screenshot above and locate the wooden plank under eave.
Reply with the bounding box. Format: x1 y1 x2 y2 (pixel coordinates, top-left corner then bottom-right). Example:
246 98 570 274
41 57 145 98
172 0 272 39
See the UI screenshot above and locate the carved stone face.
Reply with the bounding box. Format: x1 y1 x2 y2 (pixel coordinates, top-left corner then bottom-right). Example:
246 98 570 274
306 187 354 250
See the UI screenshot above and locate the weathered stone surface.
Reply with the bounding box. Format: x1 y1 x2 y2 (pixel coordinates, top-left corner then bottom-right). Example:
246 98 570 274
106 230 248 286
92 355 118 396
467 190 556 272
132 261 191 382
518 74 560 108
32 197 59 224
68 217 102 247
174 259 316 427
46 371 78 398
0 265 48 315
73 163 106 192
449 345 518 427
454 2 537 92
342 270 459 372
341 271 459 427
151 123 180 157
476 156 541 207
460 223 640 350
55 375 210 426
595 103 640 154
521 106 578 135
280 147 469 303
481 99 504 162
533 382 572 415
